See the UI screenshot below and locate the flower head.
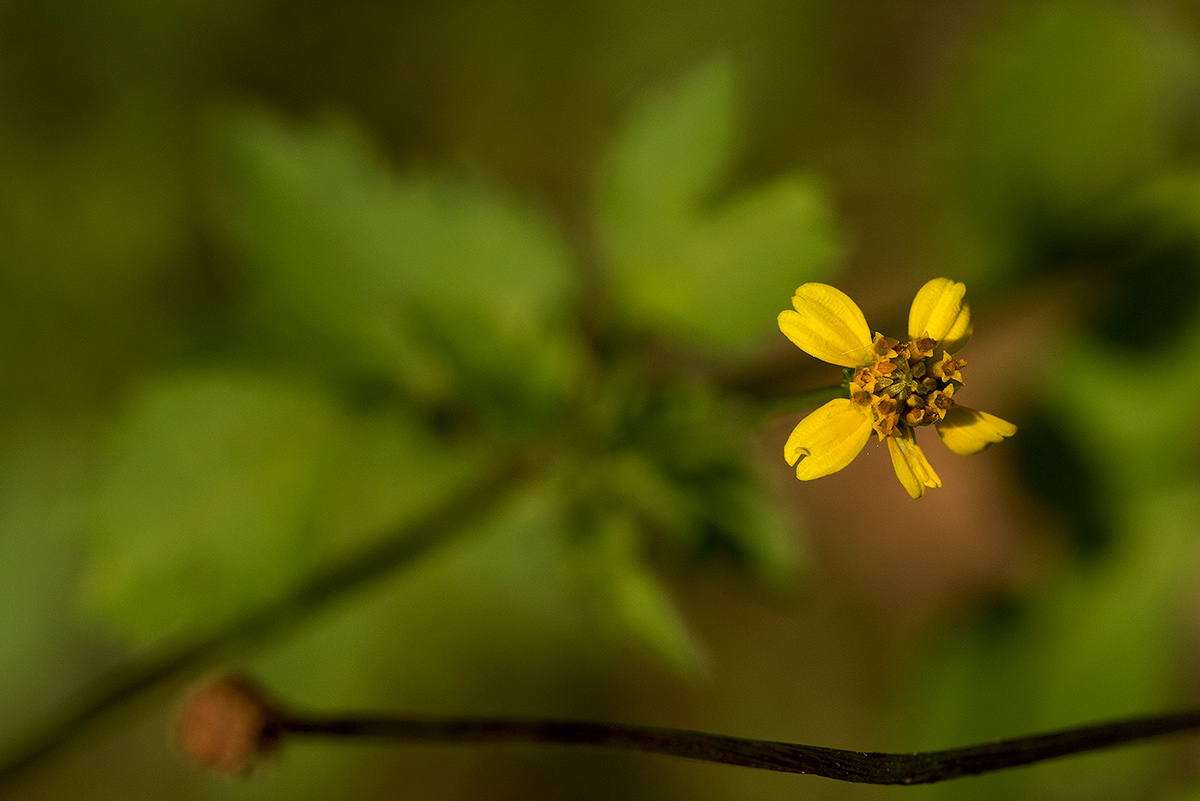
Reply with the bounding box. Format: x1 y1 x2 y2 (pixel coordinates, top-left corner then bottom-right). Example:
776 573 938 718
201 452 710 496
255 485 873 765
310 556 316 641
778 278 1016 499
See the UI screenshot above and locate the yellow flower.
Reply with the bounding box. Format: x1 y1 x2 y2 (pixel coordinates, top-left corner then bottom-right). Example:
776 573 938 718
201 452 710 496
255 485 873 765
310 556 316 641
778 278 1017 499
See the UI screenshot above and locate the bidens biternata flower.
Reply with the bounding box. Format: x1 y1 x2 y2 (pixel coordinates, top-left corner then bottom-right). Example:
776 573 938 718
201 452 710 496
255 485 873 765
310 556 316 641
778 278 1016 499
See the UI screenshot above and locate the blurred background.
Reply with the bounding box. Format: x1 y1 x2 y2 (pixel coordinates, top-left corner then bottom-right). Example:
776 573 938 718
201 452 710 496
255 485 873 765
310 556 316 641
5 0 1200 798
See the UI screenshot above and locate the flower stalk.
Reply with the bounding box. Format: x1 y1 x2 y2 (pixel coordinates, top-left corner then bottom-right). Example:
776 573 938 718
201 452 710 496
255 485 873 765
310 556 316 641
751 382 848 419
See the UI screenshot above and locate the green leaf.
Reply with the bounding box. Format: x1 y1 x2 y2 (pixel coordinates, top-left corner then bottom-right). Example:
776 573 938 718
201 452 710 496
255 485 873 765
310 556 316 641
595 515 707 677
597 60 841 350
610 555 706 677
84 371 341 641
216 111 582 427
563 374 800 587
599 56 738 234
639 382 800 585
217 115 409 371
645 178 840 346
84 369 482 644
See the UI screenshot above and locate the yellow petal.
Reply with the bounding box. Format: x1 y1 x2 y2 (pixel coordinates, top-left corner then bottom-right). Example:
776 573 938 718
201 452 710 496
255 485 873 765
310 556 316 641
784 398 872 480
886 428 941 499
936 405 1017 456
779 283 873 367
908 278 973 353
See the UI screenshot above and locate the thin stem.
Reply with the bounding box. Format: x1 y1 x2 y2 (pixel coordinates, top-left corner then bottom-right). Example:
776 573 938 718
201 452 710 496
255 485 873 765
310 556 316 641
273 708 1200 785
0 454 537 787
752 383 846 419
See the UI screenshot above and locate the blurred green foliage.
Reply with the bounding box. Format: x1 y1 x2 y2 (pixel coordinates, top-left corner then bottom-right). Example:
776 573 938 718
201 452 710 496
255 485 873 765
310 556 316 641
84 370 478 641
7 1 1200 800
74 60 818 678
217 111 586 432
598 57 841 348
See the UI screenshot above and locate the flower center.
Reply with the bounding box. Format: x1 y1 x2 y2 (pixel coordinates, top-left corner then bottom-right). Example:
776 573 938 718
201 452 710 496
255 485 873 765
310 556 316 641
848 334 964 439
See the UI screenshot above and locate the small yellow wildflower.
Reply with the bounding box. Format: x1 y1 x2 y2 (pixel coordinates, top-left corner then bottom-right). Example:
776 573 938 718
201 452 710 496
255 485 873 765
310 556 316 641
778 278 1017 499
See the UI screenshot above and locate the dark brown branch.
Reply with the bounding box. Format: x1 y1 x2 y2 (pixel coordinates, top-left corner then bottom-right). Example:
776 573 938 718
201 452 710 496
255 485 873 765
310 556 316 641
271 708 1200 785
0 454 536 788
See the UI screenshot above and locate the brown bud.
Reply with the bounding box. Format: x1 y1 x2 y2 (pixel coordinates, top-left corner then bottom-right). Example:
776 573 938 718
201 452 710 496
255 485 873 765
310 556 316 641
174 673 280 775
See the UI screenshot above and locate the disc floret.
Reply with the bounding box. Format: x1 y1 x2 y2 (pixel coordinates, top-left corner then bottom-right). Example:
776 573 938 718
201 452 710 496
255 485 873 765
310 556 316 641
850 333 965 440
